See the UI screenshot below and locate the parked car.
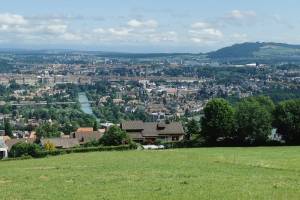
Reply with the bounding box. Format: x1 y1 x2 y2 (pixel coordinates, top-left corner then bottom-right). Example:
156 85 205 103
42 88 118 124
142 145 165 150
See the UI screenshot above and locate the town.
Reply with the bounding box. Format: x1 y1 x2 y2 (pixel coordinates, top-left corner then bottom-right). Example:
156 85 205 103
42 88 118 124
0 49 300 158
2 0 300 199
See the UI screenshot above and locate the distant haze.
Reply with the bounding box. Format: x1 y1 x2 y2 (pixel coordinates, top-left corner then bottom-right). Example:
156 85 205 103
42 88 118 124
1 0 300 52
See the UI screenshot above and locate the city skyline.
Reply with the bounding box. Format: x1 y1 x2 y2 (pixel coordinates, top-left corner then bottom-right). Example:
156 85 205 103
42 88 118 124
1 0 300 52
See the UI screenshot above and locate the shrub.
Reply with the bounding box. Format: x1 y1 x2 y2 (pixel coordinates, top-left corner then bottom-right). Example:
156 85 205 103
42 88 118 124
9 142 41 158
83 140 100 147
28 145 136 158
44 141 56 151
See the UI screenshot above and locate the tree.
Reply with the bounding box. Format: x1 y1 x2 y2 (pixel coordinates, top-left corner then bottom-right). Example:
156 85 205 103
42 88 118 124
99 125 131 146
36 122 61 139
61 122 78 135
273 99 300 144
93 121 98 131
235 99 272 144
250 96 275 114
201 99 235 144
4 118 13 137
244 96 275 118
186 119 200 140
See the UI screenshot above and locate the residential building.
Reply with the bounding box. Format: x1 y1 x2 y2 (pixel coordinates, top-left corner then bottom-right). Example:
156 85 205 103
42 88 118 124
71 127 103 145
121 121 185 144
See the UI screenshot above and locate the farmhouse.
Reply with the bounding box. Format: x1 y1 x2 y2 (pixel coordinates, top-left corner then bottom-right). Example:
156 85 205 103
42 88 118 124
121 121 185 144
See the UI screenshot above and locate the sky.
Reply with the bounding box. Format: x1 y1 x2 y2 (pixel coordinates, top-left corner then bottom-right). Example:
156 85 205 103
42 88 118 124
0 0 300 53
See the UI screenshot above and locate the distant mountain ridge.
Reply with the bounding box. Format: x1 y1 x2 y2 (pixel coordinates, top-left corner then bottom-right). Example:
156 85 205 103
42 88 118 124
2 42 300 62
208 42 300 61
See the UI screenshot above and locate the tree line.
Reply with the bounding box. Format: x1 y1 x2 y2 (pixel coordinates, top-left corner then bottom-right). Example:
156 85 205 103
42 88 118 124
186 96 300 146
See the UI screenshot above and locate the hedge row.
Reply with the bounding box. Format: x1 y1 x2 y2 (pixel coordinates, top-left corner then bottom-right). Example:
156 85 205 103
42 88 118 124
3 145 136 161
34 145 135 158
163 139 285 149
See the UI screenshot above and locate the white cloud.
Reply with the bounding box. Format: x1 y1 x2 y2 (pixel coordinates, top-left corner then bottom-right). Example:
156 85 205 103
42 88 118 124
46 24 68 34
61 32 82 41
127 19 143 28
93 28 106 34
127 19 158 28
0 13 27 25
227 10 257 20
148 31 178 43
221 10 257 27
189 21 223 44
191 22 211 29
0 12 258 49
144 20 158 28
108 28 131 36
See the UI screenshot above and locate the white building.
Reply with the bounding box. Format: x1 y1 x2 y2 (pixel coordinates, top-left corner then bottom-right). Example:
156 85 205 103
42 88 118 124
0 139 8 159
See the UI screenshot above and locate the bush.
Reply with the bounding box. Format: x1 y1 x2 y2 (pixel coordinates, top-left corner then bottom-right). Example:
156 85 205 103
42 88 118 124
9 142 41 158
29 145 136 158
163 137 206 149
83 140 100 147
44 141 56 151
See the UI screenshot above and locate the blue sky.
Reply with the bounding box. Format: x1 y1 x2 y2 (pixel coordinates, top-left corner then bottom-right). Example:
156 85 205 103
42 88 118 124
0 0 299 52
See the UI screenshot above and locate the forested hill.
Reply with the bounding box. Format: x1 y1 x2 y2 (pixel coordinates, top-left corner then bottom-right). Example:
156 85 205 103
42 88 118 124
208 42 300 61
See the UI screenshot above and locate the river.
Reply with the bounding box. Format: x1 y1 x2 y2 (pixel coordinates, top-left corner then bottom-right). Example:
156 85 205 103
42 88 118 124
78 92 100 122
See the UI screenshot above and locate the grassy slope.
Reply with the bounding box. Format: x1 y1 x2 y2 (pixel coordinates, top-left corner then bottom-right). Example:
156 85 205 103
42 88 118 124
1 147 300 200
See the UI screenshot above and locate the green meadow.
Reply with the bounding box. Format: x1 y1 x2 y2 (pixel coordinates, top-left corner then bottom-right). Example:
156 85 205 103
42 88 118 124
1 147 300 200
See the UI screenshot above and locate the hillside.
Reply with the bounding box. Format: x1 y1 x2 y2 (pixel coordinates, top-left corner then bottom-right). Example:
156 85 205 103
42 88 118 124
1 147 300 200
208 42 300 62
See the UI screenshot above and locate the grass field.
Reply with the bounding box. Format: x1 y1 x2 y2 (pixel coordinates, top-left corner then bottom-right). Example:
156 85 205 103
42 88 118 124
1 147 300 200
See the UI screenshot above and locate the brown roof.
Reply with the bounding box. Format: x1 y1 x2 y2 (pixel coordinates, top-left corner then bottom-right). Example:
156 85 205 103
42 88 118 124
122 121 185 138
5 138 35 151
121 121 144 130
41 138 79 149
72 131 103 144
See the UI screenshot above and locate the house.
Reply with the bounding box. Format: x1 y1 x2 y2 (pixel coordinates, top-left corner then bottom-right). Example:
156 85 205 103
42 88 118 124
5 138 35 152
71 127 103 145
41 138 79 149
121 121 185 144
0 138 8 159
